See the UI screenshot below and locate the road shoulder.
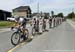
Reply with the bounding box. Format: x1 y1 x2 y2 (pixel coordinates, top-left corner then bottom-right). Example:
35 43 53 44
67 19 75 29
0 28 10 33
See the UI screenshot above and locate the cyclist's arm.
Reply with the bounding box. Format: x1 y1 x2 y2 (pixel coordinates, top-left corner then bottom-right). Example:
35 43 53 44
12 22 17 27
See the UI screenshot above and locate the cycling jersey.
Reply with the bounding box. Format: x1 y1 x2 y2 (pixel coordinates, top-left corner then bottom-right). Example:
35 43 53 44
15 17 27 28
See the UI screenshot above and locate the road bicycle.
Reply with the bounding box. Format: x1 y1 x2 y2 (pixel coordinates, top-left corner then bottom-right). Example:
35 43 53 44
11 27 29 46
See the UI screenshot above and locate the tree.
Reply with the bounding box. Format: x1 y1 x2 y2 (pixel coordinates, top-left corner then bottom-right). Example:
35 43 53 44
67 12 74 19
57 13 63 17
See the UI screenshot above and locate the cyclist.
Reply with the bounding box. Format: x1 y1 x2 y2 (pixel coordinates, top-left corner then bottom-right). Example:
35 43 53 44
32 17 39 33
33 18 37 29
32 18 38 33
53 17 56 27
42 18 46 31
12 16 28 41
36 18 39 32
49 17 52 28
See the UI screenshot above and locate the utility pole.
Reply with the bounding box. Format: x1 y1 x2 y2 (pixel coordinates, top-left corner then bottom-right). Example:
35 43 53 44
37 2 39 18
37 2 39 13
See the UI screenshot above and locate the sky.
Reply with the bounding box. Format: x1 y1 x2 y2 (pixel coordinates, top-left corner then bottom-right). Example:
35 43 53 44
0 0 75 16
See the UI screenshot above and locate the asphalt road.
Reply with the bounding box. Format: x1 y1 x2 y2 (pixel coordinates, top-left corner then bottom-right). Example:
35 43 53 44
0 31 14 52
0 23 44 52
0 24 33 52
0 21 75 52
13 21 75 52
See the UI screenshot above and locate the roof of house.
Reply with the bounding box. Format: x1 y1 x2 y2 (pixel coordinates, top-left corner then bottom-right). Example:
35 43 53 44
13 6 31 11
0 9 11 13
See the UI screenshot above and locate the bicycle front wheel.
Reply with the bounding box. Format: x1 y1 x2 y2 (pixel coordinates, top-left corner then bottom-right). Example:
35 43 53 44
11 32 21 46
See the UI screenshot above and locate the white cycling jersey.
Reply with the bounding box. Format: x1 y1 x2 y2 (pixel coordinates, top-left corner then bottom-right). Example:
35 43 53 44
15 17 24 24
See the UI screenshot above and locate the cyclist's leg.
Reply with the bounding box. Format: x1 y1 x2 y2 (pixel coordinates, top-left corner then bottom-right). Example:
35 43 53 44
34 24 36 32
21 25 27 40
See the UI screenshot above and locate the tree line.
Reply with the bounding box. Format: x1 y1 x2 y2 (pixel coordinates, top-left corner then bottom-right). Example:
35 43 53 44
51 11 75 19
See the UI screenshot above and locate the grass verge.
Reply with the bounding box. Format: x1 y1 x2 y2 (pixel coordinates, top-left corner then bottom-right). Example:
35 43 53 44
0 21 15 28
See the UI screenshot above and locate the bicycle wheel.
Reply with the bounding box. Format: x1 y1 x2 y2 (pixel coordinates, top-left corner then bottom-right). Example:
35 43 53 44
24 29 29 39
11 32 21 46
32 27 36 36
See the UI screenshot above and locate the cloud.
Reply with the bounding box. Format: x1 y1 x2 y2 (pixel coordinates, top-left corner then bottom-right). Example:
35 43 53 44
29 0 75 15
0 0 75 15
0 0 22 11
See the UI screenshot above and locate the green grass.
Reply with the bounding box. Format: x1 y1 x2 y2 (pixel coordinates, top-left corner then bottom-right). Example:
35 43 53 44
0 21 15 28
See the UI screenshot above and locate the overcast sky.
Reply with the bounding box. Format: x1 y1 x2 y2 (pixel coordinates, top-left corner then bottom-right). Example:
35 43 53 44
0 0 75 16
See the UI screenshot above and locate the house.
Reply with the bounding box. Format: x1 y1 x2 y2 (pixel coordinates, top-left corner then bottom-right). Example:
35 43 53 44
12 6 31 18
0 10 11 20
